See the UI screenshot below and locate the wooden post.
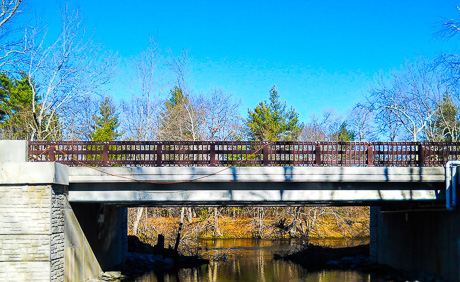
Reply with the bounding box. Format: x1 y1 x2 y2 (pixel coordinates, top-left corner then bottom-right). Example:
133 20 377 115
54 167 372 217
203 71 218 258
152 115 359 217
174 207 185 251
263 142 269 166
210 143 216 166
156 234 165 250
367 145 374 166
103 143 109 167
315 144 322 166
156 144 162 167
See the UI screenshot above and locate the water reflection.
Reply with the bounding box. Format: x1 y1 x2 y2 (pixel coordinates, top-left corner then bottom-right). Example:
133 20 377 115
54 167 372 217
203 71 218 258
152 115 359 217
135 238 374 282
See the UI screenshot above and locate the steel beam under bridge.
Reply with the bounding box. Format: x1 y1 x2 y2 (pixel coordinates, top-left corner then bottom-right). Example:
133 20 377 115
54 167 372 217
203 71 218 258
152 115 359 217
68 166 446 206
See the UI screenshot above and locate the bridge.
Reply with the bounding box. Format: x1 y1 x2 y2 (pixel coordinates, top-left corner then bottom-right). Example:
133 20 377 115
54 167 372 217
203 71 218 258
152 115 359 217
28 140 452 206
1 140 460 281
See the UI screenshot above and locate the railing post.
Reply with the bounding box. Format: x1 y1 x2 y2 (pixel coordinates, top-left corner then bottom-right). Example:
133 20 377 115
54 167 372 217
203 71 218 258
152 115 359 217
156 143 162 167
103 143 109 167
315 144 322 166
263 142 269 166
339 142 344 166
210 143 216 166
49 145 55 162
418 143 425 167
367 145 373 166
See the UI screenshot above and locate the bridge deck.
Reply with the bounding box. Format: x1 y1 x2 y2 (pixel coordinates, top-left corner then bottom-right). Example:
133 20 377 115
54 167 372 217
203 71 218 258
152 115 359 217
68 167 445 206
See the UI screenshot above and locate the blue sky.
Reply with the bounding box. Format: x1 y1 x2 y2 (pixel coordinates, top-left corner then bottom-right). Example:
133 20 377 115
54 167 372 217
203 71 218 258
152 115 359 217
29 0 460 121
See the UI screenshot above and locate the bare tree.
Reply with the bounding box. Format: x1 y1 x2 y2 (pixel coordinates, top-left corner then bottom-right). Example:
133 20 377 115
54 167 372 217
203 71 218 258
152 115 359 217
0 0 22 28
64 95 101 140
432 8 460 93
0 0 31 70
122 39 164 140
437 6 460 40
202 89 242 140
26 5 116 140
367 60 447 141
300 110 341 141
347 105 377 141
157 50 207 141
157 89 242 141
122 95 162 141
168 49 189 92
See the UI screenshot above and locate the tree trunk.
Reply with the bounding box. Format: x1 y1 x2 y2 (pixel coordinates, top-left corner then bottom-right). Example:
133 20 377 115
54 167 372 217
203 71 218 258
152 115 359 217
187 207 193 223
174 207 185 251
132 207 144 236
214 207 221 236
257 207 264 238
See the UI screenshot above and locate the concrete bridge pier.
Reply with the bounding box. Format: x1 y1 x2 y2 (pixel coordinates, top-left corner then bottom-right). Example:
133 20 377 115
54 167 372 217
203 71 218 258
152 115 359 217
371 204 460 281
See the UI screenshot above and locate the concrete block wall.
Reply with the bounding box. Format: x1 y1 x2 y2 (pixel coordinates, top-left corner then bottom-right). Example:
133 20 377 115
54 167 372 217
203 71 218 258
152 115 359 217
51 186 66 281
0 184 66 281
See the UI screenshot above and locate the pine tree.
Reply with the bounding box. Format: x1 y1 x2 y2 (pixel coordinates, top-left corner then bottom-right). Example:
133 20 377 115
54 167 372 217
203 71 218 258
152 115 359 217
0 75 8 122
0 72 61 140
158 87 203 140
432 93 460 141
88 97 122 141
245 86 303 141
331 121 355 141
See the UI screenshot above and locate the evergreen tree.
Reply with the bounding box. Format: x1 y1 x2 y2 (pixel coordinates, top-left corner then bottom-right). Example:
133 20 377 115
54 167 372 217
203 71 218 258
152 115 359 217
331 121 355 141
158 87 203 140
0 72 61 140
432 93 460 141
245 86 303 141
0 75 8 122
88 97 122 141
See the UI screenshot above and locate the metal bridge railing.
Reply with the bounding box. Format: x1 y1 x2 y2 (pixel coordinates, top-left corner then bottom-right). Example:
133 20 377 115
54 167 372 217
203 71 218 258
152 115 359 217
28 141 460 167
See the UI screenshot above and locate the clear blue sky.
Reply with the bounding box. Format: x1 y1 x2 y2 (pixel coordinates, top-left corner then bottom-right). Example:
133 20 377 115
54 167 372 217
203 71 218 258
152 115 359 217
29 0 460 122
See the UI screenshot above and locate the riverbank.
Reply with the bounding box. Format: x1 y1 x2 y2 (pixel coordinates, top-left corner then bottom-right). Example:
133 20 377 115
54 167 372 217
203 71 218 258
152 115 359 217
280 244 448 282
129 207 370 250
94 236 209 281
278 243 370 269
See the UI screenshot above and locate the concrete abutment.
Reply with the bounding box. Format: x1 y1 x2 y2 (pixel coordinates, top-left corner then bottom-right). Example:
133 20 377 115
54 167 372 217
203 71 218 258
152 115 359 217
0 141 127 281
0 184 67 281
0 176 108 281
371 206 460 281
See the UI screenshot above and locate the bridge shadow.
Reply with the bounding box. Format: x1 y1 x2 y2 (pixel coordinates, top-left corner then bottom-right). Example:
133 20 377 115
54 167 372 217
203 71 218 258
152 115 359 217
284 167 293 181
231 167 237 181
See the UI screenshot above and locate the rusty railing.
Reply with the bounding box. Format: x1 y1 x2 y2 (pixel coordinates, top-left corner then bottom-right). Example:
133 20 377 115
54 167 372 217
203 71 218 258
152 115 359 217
28 141 460 167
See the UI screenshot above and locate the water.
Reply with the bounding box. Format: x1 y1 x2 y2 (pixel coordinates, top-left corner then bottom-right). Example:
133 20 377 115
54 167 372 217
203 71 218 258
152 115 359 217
134 238 380 282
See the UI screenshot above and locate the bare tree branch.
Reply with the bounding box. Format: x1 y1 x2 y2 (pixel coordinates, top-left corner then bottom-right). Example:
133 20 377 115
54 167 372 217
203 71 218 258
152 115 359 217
0 0 31 70
0 0 22 28
26 4 116 140
122 38 164 141
367 60 447 141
